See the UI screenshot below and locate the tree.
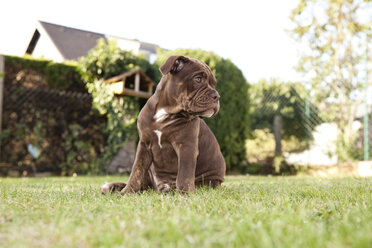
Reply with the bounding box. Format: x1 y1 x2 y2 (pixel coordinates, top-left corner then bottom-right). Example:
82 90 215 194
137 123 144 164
289 0 372 160
156 49 250 171
249 79 322 157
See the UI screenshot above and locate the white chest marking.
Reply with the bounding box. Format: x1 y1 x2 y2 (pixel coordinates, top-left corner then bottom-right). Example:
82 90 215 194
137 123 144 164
154 108 168 122
154 130 162 148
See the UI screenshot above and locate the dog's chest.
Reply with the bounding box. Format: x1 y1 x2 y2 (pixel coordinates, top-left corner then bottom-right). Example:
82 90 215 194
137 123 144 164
150 131 178 170
150 128 172 151
153 129 163 148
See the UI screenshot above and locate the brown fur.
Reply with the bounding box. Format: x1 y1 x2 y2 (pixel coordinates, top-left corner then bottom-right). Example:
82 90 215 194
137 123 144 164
103 56 225 194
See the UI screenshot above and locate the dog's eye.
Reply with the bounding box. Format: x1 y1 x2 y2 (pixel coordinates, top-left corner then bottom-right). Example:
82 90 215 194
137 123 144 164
194 76 202 83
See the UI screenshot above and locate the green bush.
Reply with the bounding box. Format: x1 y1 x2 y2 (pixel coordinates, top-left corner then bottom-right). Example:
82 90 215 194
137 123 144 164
45 62 81 89
4 55 49 71
78 38 160 83
156 49 250 171
2 55 107 175
246 129 275 163
4 55 81 90
78 39 159 171
62 124 101 175
246 128 308 162
335 134 372 162
249 79 321 143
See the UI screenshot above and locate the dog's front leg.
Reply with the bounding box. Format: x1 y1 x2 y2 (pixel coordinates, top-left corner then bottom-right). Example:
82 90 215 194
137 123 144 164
173 143 198 193
122 140 152 194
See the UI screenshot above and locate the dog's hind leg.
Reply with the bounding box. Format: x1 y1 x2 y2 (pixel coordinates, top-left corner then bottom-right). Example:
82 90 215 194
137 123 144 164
101 165 155 195
195 179 222 189
101 182 127 194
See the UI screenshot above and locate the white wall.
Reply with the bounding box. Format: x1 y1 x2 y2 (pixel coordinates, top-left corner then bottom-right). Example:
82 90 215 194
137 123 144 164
284 123 338 166
107 36 141 55
31 31 64 62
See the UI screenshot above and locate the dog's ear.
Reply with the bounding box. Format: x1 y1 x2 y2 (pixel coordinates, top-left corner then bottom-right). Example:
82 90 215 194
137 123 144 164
160 55 189 75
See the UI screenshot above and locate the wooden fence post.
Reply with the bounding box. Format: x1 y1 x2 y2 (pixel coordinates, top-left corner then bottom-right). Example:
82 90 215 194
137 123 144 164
274 114 282 156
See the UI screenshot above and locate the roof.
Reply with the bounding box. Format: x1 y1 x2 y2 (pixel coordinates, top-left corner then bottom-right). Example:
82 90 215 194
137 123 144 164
30 21 161 61
39 21 106 60
105 68 155 86
140 41 158 54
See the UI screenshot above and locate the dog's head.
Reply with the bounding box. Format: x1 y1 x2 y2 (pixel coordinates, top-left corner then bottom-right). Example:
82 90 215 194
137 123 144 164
159 55 220 118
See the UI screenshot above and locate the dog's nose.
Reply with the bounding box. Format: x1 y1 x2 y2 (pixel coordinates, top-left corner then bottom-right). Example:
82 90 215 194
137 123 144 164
209 91 220 101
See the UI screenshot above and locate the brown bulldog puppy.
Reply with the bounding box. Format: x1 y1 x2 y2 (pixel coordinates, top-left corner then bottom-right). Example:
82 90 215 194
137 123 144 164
101 55 225 194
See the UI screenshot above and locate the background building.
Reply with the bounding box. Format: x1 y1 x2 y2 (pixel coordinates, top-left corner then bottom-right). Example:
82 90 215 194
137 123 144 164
25 21 160 63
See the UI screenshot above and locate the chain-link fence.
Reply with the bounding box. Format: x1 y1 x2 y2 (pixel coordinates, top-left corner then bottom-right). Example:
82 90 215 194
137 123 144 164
246 80 372 173
0 56 107 176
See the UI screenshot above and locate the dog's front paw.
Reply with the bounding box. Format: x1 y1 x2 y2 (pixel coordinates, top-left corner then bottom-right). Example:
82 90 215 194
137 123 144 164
101 182 126 194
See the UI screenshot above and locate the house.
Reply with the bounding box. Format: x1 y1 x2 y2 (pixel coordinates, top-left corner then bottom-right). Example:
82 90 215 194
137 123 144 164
23 21 162 174
26 21 160 63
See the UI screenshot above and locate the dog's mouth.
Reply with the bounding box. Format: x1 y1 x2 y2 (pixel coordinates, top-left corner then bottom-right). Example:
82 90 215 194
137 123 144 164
200 109 215 118
185 89 220 118
193 101 220 118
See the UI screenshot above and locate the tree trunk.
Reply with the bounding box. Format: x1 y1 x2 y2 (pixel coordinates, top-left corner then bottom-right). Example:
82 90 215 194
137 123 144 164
274 114 282 156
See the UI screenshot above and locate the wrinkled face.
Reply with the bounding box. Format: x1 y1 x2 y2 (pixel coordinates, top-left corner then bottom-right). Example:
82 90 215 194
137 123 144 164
161 56 220 118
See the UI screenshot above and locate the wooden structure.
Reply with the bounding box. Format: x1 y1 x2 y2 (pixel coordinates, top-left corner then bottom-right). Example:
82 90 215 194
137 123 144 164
105 69 155 98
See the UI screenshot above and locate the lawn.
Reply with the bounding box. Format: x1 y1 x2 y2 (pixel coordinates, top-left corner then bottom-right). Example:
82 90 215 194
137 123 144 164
0 176 371 248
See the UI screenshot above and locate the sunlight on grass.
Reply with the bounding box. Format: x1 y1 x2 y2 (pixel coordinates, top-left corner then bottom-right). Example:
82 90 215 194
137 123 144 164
0 176 371 247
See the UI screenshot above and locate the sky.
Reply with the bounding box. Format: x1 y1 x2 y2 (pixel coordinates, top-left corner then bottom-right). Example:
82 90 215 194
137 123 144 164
0 0 301 83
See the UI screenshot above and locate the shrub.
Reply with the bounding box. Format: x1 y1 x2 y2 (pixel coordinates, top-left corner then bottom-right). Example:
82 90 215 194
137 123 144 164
2 55 106 175
78 38 160 83
78 39 159 171
4 55 82 90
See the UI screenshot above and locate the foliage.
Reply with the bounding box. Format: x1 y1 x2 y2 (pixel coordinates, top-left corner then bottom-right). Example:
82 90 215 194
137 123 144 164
246 129 308 162
2 56 107 175
62 124 101 175
78 38 160 83
85 80 139 171
0 129 10 141
245 128 305 175
246 129 276 163
248 79 321 161
4 55 81 90
2 120 43 172
78 39 158 171
5 54 49 71
2 55 107 175
45 62 80 89
289 0 372 160
1 176 372 247
156 49 250 171
336 133 372 162
1 105 106 175
249 79 321 141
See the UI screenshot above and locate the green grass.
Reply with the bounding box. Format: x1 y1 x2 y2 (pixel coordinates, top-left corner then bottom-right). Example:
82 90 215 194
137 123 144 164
0 176 371 248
